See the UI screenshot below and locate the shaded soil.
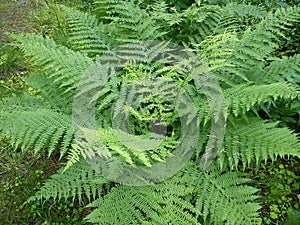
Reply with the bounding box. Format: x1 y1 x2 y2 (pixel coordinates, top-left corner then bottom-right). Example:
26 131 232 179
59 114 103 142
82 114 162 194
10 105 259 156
0 0 39 42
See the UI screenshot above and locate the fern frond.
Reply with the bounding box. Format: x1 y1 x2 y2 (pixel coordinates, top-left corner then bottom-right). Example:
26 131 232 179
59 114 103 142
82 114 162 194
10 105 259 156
225 82 299 116
194 32 242 86
181 5 222 43
219 117 300 170
25 73 75 113
9 33 92 93
96 128 175 167
146 1 183 27
263 54 300 86
0 109 73 157
85 163 199 225
64 144 82 171
4 2 299 224
94 0 164 42
62 5 111 58
196 163 261 224
27 159 108 203
201 6 300 86
227 6 300 81
215 3 267 34
85 162 261 224
0 93 46 113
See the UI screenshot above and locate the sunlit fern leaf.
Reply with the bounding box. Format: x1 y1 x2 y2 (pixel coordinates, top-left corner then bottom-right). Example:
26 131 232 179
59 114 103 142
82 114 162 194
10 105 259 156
194 32 243 86
96 128 176 167
85 162 260 224
64 143 82 171
26 159 108 203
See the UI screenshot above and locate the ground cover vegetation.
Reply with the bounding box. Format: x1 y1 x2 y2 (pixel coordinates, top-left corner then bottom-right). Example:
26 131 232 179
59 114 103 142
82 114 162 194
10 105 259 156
0 0 300 224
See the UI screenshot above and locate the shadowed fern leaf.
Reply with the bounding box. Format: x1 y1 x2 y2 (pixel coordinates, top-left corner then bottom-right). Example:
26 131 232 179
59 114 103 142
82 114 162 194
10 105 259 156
227 6 300 82
94 0 165 43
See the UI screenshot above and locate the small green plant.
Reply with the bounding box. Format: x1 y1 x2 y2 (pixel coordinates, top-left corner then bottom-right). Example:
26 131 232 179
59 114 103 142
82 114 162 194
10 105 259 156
0 43 23 77
253 158 300 224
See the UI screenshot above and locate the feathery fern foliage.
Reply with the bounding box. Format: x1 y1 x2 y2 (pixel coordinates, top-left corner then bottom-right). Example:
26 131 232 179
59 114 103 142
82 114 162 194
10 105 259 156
85 162 261 225
1 109 73 156
220 117 300 170
26 159 108 203
2 0 300 224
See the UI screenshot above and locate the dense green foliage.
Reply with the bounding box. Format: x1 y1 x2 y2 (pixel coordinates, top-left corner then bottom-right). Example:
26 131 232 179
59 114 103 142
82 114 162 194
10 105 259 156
1 0 300 224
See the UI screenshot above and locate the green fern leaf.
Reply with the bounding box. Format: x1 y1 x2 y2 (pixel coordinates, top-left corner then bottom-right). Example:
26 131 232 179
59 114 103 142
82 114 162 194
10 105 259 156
85 164 200 225
1 109 73 157
219 117 300 170
196 163 261 224
62 5 111 58
9 33 92 93
27 159 108 203
225 82 299 117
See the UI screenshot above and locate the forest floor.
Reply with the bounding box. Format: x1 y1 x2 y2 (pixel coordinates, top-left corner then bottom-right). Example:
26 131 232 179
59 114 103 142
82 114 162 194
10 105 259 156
0 0 39 42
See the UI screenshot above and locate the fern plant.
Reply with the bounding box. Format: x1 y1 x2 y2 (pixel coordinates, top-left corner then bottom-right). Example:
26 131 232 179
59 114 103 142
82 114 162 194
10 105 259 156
1 0 300 224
